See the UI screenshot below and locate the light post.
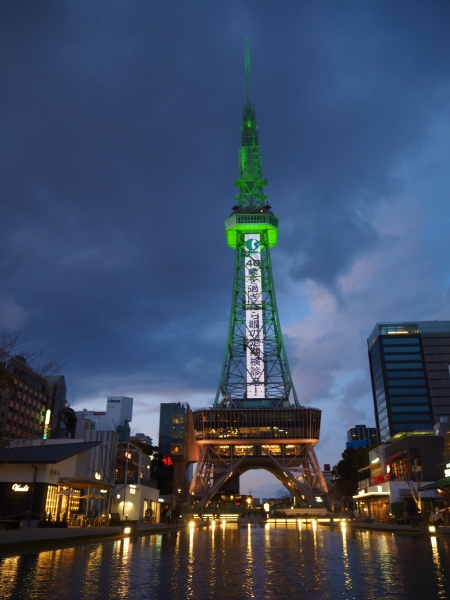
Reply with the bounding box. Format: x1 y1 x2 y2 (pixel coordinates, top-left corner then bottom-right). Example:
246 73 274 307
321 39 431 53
246 494 253 514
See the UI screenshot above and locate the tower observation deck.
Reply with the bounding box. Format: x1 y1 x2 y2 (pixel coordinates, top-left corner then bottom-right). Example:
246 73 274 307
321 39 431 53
189 41 329 509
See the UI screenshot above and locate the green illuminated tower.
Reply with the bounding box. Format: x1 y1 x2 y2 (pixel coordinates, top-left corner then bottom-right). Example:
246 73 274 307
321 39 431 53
190 41 328 509
217 38 298 408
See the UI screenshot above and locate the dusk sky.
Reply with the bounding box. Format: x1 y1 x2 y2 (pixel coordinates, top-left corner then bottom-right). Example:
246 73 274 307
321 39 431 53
2 2 450 498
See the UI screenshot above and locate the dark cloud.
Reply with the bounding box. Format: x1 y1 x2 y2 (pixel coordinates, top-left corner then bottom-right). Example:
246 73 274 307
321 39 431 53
1 1 450 475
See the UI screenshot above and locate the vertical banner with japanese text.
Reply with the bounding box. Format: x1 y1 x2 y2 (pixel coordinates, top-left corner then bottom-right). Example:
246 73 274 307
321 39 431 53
244 233 265 398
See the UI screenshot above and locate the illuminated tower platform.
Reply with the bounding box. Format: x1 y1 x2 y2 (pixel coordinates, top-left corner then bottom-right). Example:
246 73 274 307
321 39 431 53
190 41 328 509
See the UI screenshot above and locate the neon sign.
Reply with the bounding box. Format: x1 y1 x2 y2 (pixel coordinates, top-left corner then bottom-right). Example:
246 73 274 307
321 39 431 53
12 484 30 492
43 409 51 440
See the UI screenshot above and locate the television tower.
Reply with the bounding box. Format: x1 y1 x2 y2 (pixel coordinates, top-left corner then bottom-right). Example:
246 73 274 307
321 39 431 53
190 40 328 508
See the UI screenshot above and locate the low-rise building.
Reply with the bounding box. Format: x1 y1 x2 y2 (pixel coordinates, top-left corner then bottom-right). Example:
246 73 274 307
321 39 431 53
0 438 110 526
110 439 160 523
354 433 443 521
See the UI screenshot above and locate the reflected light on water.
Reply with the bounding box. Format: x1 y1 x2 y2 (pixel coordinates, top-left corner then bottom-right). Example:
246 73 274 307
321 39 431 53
375 533 398 592
430 536 447 595
209 518 217 593
3 526 450 599
340 520 352 591
244 523 255 596
0 556 20 598
312 519 318 549
80 545 104 600
186 520 195 598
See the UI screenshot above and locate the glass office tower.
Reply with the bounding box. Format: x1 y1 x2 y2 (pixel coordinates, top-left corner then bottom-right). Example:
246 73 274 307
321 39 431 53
368 321 450 442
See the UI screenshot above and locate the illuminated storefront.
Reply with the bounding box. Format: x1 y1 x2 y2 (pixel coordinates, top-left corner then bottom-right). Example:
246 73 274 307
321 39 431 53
0 440 107 525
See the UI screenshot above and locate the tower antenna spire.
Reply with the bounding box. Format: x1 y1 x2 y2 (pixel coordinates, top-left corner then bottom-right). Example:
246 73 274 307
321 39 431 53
245 37 250 104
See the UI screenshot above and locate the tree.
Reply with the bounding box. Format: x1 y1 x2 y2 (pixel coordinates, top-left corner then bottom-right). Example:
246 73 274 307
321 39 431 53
0 329 65 441
0 329 65 379
330 447 369 509
407 457 423 512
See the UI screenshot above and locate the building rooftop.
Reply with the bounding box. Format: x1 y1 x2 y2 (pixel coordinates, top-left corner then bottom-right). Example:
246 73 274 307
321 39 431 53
368 321 450 349
0 441 100 464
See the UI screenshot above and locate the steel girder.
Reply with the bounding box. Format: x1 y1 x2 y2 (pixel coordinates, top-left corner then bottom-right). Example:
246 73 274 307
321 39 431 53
188 442 330 509
215 230 299 407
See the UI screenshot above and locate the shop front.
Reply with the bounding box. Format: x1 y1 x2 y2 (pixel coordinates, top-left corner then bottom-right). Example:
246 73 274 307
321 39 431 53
0 440 103 527
354 490 389 521
111 482 161 523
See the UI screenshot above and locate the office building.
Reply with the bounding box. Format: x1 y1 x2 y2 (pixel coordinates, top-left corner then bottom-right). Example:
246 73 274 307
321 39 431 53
368 321 450 443
158 403 199 502
75 396 133 433
0 355 67 441
105 396 133 430
346 424 377 449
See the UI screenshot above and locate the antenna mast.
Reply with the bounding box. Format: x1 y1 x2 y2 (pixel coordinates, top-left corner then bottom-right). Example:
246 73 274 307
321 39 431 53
245 37 250 104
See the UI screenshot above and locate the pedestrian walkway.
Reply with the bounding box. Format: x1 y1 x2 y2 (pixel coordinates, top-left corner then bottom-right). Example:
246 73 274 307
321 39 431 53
349 521 450 535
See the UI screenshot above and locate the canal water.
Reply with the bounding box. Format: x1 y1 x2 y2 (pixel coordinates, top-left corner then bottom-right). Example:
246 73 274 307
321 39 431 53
1 522 450 599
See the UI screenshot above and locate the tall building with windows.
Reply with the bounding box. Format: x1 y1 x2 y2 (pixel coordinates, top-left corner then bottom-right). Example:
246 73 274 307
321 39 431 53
346 424 377 449
368 321 450 443
0 355 67 441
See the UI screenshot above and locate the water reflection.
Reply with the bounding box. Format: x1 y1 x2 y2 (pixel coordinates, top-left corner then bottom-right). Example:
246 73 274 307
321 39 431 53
79 545 103 599
431 536 447 598
244 524 254 598
185 523 195 598
0 556 20 598
1 525 450 599
209 521 217 594
340 521 352 591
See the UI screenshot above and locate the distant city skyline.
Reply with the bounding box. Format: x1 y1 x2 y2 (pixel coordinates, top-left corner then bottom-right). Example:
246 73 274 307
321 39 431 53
2 2 450 497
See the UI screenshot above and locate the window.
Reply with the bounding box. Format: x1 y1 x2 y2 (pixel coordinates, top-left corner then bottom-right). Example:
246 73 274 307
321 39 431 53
389 388 427 395
376 390 386 402
378 407 388 421
382 338 420 345
388 397 429 405
391 405 430 413
386 363 424 369
372 364 383 381
384 353 422 361
392 414 431 423
386 370 424 377
377 399 386 412
374 373 384 390
392 423 432 432
384 346 421 353
388 379 426 387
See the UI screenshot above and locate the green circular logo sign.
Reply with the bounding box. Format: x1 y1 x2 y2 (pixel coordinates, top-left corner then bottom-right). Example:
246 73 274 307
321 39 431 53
245 238 260 253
